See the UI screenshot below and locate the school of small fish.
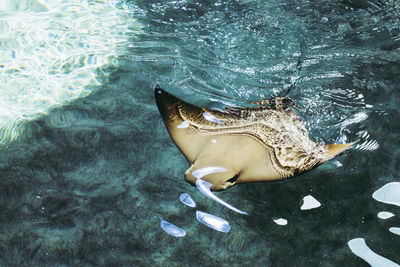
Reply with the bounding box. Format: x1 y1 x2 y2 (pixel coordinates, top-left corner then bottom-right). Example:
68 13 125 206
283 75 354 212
159 170 323 237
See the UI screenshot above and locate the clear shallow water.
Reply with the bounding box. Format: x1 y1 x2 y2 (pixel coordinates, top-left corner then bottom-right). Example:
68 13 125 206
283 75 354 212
0 0 399 266
0 0 141 143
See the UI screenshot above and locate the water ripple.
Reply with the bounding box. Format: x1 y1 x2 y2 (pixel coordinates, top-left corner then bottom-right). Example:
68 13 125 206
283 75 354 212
0 0 142 144
127 0 398 145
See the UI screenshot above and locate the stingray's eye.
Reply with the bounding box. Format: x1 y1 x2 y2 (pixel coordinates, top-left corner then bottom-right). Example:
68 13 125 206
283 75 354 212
155 86 162 94
226 174 239 184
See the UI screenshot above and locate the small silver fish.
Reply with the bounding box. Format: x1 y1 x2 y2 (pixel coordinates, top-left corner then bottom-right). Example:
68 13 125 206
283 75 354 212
196 179 248 215
202 112 224 124
196 211 231 233
179 193 196 208
177 121 190 128
159 218 186 237
192 166 227 179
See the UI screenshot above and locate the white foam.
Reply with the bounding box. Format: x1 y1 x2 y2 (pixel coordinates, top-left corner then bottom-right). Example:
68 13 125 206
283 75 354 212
377 211 395 220
0 0 141 144
300 195 321 210
355 139 380 151
273 218 288 226
332 160 343 167
340 112 368 129
372 182 400 207
389 227 400 236
348 238 399 267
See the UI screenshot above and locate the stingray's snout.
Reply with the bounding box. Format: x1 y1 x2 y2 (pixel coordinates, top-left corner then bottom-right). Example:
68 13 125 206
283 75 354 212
154 84 163 94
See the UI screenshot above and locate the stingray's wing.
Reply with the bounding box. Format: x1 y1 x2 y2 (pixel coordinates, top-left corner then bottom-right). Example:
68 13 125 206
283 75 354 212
178 101 239 128
155 86 214 163
251 96 299 109
154 86 267 164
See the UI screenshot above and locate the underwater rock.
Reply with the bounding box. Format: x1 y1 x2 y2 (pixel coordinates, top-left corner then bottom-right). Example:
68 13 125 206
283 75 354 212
196 211 231 233
196 178 248 215
159 218 186 237
179 193 196 208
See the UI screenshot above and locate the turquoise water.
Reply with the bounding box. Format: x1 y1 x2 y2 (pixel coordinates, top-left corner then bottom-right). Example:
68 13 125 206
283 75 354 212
0 0 399 266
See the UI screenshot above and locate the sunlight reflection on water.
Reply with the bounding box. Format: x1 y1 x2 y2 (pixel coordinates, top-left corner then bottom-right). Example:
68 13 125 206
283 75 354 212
0 0 141 144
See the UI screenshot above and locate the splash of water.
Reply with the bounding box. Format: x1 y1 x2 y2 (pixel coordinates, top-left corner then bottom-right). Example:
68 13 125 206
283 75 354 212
0 0 141 144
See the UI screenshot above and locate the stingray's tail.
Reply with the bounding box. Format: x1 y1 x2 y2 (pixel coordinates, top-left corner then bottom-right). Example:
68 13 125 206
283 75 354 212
323 141 357 161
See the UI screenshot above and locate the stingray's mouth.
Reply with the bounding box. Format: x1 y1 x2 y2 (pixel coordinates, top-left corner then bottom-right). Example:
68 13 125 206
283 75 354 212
0 0 141 144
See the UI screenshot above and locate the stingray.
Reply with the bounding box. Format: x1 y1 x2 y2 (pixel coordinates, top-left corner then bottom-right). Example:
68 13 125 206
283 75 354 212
155 85 354 192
